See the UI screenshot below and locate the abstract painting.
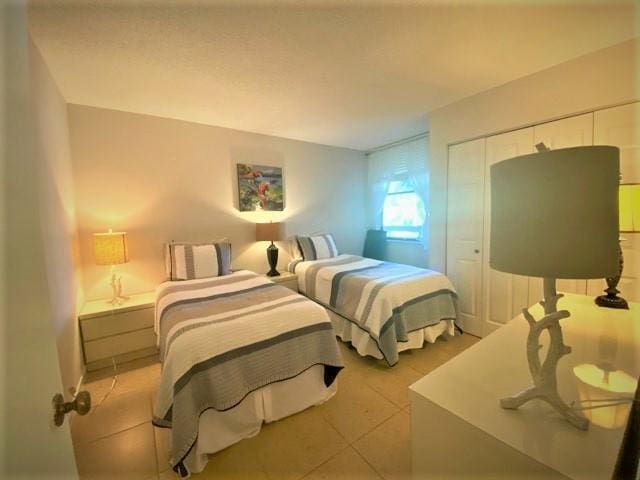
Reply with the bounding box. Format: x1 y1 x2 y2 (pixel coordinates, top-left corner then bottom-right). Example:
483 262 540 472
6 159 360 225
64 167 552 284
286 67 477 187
236 163 284 211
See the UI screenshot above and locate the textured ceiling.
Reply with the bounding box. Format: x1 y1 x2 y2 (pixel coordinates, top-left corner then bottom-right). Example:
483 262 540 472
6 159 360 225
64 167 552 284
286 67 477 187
28 1 638 150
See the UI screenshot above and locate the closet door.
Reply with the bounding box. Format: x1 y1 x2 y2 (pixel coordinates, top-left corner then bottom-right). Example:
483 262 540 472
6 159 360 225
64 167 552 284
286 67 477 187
482 128 534 336
532 113 594 298
589 102 640 302
447 139 485 337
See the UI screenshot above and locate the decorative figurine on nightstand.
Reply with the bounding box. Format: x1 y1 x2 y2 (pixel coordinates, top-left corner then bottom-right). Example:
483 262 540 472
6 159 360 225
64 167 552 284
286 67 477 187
94 229 130 305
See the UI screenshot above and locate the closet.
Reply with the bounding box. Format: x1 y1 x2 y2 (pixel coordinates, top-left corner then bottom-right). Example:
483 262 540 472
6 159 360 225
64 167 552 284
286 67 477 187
446 102 639 337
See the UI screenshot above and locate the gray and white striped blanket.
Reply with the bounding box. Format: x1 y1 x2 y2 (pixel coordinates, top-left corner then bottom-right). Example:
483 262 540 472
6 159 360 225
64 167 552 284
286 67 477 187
289 255 459 365
152 271 343 474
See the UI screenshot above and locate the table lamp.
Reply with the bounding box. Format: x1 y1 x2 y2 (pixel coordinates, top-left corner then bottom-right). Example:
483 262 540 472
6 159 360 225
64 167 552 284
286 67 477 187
94 229 129 305
256 222 284 276
490 145 620 430
596 183 640 308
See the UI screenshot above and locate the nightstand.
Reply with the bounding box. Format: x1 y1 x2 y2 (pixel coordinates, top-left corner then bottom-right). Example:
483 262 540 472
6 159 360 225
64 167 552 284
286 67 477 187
79 292 158 371
264 271 298 292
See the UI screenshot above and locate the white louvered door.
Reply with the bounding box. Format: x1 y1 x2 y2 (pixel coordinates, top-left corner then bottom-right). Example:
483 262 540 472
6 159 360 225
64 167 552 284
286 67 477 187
482 128 535 336
446 139 486 337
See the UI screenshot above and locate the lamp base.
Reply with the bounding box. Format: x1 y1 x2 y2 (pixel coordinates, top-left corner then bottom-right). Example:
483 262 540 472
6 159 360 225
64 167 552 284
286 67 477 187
500 278 589 430
595 242 629 309
595 294 629 309
107 295 129 306
266 243 280 277
108 271 129 306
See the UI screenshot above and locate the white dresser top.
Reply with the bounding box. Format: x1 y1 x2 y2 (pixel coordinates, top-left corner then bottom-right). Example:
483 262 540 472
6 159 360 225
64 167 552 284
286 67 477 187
410 293 639 479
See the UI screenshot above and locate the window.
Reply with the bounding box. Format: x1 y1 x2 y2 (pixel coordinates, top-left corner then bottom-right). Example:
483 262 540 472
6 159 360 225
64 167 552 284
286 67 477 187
382 178 426 240
368 135 429 245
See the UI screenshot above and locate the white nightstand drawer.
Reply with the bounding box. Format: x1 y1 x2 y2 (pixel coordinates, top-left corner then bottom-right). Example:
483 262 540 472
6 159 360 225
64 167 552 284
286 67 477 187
81 307 154 341
84 327 157 363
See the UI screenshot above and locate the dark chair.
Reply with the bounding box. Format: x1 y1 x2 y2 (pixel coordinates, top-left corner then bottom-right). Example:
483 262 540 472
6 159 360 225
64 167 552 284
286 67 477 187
362 229 387 261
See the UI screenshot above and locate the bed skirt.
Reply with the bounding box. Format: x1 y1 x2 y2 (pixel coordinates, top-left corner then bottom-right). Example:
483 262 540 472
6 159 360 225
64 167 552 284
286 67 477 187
181 364 336 474
327 309 455 360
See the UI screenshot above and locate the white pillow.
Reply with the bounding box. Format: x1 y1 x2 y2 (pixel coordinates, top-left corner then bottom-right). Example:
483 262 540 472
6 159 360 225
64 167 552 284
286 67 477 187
296 234 339 261
165 241 231 281
285 236 303 260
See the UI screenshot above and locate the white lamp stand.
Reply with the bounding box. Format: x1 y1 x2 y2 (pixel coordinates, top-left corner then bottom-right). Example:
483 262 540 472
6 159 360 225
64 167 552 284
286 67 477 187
500 278 589 430
108 265 129 306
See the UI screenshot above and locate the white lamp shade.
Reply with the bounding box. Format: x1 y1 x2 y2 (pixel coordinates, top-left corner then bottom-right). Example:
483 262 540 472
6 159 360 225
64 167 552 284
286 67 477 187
490 146 619 279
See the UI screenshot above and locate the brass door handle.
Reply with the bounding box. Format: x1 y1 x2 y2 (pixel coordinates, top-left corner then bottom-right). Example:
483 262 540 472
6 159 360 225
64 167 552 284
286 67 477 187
52 391 91 426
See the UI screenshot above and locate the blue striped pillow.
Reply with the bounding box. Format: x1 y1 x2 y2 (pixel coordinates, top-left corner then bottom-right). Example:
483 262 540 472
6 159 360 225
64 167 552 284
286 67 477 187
296 234 339 261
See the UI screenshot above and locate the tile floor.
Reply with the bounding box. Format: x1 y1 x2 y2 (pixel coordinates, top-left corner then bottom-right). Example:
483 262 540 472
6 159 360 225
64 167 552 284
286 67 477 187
71 333 479 480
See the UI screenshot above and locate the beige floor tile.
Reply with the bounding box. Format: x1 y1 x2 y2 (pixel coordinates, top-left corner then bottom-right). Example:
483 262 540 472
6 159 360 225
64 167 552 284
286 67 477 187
154 426 172 473
84 358 161 398
82 376 117 405
359 362 424 408
116 361 161 395
256 407 349 480
437 333 480 357
303 446 383 480
84 355 160 383
197 435 270 480
199 405 346 480
71 388 152 444
353 410 411 480
398 344 452 376
75 423 157 480
316 377 399 443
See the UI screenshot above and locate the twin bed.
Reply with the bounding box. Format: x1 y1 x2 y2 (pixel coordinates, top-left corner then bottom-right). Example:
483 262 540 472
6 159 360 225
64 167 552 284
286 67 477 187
152 236 459 476
289 253 458 366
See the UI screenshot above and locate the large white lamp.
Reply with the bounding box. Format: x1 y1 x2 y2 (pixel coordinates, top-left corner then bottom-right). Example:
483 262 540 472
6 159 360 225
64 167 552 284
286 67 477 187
94 229 129 305
490 145 620 430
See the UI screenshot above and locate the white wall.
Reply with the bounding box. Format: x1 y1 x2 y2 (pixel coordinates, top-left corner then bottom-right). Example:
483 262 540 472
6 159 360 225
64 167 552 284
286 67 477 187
68 105 368 300
29 40 84 394
427 38 639 273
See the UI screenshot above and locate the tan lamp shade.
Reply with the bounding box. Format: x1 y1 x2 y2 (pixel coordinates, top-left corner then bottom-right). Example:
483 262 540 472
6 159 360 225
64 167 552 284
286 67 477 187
490 146 620 279
619 184 640 233
94 231 128 265
256 222 284 242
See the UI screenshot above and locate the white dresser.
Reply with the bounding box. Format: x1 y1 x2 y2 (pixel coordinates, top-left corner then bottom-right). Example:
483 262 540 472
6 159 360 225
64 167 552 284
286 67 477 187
410 293 639 479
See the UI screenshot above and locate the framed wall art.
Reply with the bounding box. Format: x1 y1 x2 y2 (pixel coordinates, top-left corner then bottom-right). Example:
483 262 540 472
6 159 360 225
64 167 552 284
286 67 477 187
236 163 284 211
